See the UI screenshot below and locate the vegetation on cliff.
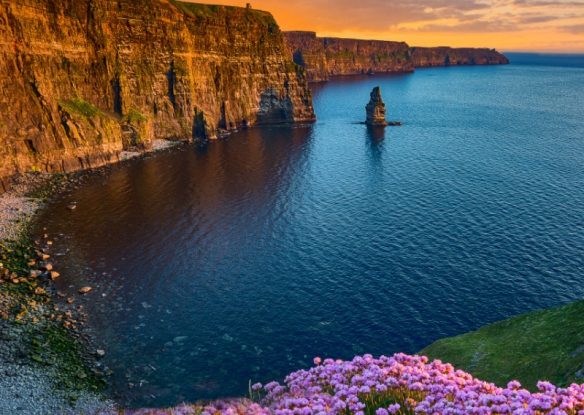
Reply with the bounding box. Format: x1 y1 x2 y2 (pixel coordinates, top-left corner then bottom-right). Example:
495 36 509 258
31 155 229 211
171 1 277 30
0 0 314 194
59 99 105 119
422 300 584 389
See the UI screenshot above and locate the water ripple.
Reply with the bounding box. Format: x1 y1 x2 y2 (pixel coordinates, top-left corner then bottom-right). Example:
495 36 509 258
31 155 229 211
34 63 584 408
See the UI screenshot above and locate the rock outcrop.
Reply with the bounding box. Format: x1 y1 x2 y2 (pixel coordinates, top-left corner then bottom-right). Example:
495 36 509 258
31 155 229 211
365 87 387 126
284 31 413 82
0 0 315 193
283 31 509 82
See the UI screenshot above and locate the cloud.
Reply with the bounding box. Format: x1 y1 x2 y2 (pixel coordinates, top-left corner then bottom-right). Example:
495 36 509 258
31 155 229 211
226 0 584 32
560 23 584 32
276 0 492 31
194 0 584 51
513 0 584 7
396 0 584 33
189 0 584 30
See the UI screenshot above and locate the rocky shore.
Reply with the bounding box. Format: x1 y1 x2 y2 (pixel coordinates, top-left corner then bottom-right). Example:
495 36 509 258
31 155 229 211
0 173 115 414
0 140 182 414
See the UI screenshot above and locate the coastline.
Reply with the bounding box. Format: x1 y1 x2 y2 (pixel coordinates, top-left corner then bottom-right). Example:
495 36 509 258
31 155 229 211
1 134 583 413
0 139 180 415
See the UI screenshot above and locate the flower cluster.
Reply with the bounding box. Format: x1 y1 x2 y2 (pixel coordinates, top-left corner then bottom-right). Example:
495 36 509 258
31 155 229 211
256 353 584 415
123 353 584 415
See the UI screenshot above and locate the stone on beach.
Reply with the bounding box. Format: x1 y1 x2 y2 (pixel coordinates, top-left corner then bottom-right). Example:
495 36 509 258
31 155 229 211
78 286 93 295
29 270 42 279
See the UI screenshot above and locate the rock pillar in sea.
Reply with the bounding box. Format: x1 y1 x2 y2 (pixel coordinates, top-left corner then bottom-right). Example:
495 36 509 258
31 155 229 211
366 86 388 126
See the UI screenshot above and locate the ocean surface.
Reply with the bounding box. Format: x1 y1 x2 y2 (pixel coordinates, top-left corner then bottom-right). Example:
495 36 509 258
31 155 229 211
35 55 584 407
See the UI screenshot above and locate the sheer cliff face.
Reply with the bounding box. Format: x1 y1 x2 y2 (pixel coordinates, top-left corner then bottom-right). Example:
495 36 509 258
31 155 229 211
284 32 413 82
284 31 509 83
0 0 315 191
410 47 510 67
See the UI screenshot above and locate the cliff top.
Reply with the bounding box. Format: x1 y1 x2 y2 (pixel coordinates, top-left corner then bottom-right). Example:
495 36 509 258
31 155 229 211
284 31 506 55
171 1 276 24
411 45 502 53
285 31 408 46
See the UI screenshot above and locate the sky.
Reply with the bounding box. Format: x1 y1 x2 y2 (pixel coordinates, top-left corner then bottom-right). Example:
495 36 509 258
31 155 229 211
187 0 584 52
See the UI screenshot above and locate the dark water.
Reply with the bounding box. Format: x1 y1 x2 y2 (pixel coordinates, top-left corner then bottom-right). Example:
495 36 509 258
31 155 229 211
36 57 584 407
506 52 584 68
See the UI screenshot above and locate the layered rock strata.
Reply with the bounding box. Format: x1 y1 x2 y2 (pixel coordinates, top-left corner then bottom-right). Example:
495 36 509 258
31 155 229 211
284 31 413 82
365 87 387 126
410 46 510 67
284 31 509 82
0 0 315 193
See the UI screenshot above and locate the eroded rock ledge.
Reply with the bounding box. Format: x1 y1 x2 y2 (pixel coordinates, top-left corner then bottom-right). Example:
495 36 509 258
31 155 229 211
284 31 509 82
0 0 316 193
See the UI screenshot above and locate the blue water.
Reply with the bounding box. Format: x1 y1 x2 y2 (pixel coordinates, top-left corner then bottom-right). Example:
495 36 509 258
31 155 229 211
506 52 584 68
36 57 584 407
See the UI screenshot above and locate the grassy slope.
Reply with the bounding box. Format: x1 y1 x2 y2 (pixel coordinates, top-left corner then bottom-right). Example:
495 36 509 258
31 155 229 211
421 300 584 389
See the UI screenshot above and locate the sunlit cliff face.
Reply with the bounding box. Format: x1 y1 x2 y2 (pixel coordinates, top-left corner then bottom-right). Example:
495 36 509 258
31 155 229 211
190 0 584 52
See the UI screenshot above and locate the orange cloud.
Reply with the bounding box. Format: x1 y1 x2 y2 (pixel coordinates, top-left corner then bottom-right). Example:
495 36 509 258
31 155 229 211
182 0 584 52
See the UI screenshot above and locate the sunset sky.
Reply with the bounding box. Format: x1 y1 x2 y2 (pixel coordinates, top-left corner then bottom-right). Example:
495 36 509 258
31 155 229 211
189 0 584 52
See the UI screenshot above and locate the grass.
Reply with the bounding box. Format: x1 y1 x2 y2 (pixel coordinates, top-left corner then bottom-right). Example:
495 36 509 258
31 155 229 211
123 108 148 124
421 300 584 389
171 1 277 29
171 1 233 17
59 98 102 119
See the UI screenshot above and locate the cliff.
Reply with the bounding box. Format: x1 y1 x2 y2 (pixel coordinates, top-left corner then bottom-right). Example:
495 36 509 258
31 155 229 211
284 31 413 82
0 0 315 193
283 31 509 82
410 46 510 67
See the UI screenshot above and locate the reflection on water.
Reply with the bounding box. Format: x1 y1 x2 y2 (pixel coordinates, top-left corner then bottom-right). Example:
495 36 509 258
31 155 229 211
366 125 387 143
35 62 584 407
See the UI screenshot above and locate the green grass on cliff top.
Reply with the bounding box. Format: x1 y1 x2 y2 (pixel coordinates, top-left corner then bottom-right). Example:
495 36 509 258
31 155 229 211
171 0 275 23
421 300 584 390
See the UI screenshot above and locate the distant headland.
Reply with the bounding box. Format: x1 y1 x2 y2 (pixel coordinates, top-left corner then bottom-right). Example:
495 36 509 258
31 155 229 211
0 0 508 194
284 31 509 82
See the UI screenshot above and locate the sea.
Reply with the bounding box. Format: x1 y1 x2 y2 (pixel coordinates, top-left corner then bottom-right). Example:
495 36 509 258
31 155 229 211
34 53 584 407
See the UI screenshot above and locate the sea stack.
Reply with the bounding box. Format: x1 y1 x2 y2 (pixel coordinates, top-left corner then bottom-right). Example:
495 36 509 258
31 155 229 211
366 87 388 126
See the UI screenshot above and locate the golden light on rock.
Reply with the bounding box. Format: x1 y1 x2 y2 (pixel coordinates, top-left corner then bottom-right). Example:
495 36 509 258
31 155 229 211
195 0 584 52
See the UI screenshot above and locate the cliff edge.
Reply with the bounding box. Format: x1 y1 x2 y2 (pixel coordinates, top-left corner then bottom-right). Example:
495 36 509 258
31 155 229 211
410 46 510 67
284 31 509 82
0 0 315 192
284 31 413 82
